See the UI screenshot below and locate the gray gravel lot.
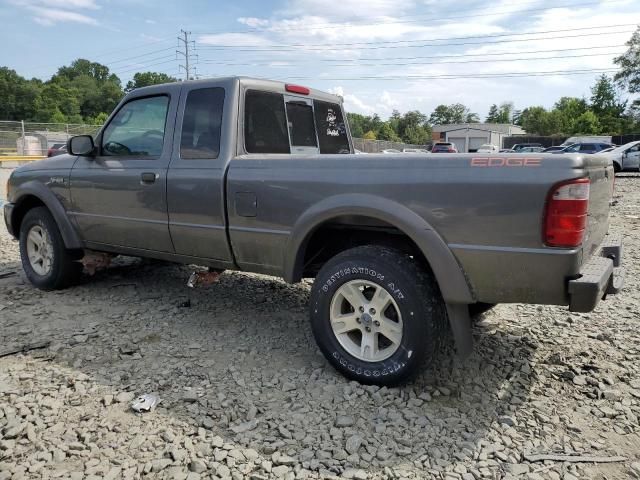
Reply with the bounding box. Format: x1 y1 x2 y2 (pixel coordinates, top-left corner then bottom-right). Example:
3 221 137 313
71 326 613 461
0 175 639 480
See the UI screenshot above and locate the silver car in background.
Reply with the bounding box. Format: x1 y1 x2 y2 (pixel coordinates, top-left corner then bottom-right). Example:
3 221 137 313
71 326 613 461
602 141 640 173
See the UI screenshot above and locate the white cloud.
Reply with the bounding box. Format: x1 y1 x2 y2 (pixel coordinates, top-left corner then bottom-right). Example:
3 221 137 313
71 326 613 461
237 17 269 27
30 6 98 25
281 0 416 19
10 0 100 25
144 19 156 24
39 0 99 9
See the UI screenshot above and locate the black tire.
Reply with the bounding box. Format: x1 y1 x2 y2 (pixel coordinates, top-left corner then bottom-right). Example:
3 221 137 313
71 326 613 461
309 245 447 386
613 162 621 174
469 302 497 317
19 207 82 290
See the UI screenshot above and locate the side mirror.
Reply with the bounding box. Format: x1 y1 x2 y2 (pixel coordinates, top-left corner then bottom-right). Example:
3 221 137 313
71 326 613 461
68 135 95 156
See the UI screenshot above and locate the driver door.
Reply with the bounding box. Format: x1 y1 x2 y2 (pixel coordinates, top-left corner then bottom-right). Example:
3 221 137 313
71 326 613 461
625 143 640 170
69 90 179 252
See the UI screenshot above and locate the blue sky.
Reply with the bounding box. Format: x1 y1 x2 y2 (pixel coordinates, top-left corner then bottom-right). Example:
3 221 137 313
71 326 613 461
1 0 639 119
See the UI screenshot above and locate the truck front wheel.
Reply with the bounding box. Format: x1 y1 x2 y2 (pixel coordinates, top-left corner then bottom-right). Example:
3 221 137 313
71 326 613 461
19 207 83 290
309 245 447 385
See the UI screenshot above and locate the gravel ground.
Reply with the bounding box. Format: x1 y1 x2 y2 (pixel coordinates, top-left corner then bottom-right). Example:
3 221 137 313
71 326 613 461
0 175 639 480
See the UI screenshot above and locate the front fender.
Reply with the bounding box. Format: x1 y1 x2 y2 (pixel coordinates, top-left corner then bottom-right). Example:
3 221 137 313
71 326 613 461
10 180 83 250
283 193 475 304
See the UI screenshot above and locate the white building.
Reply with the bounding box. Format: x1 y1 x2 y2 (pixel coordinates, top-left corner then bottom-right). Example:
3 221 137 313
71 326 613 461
432 123 526 152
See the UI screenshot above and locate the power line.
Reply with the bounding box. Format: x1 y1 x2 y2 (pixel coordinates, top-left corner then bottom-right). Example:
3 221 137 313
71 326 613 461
192 0 629 35
197 44 626 66
194 24 636 51
111 57 178 75
194 68 618 81
102 47 176 66
198 50 625 68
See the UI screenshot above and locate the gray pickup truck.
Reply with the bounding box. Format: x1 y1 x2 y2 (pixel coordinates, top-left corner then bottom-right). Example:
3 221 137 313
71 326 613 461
3 77 624 385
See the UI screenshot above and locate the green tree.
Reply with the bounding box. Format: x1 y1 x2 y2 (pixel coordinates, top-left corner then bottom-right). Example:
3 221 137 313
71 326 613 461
346 112 383 138
497 102 514 123
429 103 472 125
485 104 499 122
519 106 551 134
377 122 401 142
465 112 480 123
573 111 601 134
125 72 177 92
0 67 41 120
362 130 377 140
614 26 640 108
395 110 431 144
552 97 588 133
51 58 123 122
589 74 627 134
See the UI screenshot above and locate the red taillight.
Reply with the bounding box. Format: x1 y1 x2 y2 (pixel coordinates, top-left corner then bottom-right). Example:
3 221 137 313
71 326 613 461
544 178 590 247
285 84 309 95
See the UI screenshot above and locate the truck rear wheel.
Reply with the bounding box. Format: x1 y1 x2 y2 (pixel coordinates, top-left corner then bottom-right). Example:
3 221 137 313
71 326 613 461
309 245 447 385
19 207 82 290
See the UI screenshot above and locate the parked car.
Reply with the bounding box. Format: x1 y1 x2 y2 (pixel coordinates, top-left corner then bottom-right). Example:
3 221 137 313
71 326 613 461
561 136 612 146
402 148 429 153
517 146 545 153
553 143 614 154
431 142 458 153
542 146 565 153
499 148 515 153
381 148 401 154
4 77 623 386
600 141 640 172
47 143 67 157
476 144 499 153
512 143 543 152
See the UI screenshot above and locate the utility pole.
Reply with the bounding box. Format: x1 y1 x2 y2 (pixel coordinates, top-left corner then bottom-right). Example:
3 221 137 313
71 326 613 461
177 29 196 81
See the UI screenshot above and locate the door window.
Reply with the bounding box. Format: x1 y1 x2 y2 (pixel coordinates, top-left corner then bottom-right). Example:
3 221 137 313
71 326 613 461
245 91 290 154
580 144 595 151
181 88 225 159
102 95 169 157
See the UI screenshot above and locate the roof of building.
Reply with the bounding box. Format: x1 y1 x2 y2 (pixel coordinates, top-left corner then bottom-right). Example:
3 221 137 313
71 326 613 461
431 123 526 135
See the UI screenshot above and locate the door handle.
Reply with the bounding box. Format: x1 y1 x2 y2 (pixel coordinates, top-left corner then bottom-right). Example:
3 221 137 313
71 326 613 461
140 172 157 184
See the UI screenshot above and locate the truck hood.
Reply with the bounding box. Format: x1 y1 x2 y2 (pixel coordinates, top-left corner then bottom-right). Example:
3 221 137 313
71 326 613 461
13 154 78 173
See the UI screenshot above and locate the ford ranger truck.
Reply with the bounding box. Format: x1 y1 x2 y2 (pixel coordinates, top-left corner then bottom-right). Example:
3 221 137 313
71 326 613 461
3 77 624 385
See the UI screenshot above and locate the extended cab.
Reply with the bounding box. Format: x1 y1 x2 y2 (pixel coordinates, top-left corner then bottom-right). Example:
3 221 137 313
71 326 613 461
4 77 624 385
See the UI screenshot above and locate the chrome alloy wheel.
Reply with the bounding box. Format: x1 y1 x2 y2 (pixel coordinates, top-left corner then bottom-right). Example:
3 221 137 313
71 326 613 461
329 280 403 362
26 225 53 276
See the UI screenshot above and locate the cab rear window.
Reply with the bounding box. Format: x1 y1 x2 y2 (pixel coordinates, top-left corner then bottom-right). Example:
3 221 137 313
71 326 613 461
244 90 349 155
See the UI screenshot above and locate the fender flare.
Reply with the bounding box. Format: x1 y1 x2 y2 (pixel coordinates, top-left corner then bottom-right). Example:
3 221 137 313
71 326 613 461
10 181 83 250
283 193 475 305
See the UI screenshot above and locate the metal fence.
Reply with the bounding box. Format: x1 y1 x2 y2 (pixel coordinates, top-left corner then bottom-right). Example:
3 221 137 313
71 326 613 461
0 121 102 156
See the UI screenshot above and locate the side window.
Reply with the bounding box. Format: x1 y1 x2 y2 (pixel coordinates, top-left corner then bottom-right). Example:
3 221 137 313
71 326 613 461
181 88 225 159
286 101 317 148
313 100 350 154
580 144 595 151
102 96 169 157
245 90 290 154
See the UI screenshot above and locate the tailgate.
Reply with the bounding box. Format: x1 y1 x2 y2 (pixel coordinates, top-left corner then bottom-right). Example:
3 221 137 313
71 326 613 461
583 155 614 259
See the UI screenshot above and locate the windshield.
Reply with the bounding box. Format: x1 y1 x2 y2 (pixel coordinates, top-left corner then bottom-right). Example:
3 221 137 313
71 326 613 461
609 142 638 154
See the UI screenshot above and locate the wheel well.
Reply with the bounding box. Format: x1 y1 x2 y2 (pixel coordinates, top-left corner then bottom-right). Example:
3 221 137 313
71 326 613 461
11 195 46 235
299 215 428 279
